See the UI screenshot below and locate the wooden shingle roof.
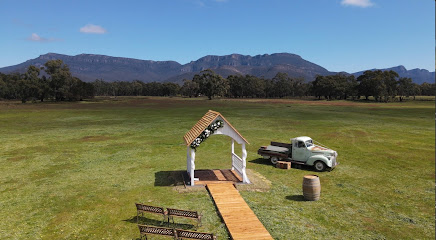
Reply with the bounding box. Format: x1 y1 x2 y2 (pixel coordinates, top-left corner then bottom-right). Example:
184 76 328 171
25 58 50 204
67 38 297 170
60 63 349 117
183 110 249 146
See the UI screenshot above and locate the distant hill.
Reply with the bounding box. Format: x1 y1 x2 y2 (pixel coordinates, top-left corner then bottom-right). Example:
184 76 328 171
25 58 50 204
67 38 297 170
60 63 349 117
0 53 333 83
0 53 182 82
352 65 435 85
1 53 433 84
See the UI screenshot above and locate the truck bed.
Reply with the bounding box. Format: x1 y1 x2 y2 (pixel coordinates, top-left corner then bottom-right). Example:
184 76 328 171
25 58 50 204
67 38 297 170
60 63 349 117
265 145 288 152
257 141 293 159
270 141 292 149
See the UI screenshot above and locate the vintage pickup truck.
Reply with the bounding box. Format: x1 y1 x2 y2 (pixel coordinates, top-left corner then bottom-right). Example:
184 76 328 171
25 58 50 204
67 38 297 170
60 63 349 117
257 136 338 171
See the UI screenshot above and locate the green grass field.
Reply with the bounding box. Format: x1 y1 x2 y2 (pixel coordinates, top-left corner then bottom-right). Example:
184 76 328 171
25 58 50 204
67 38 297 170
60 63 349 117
0 97 434 239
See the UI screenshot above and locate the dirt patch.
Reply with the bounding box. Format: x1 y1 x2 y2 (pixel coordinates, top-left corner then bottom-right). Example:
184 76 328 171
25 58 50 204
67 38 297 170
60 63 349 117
7 156 26 162
29 163 75 181
349 130 368 137
225 98 381 107
322 132 341 138
80 135 112 142
235 169 271 192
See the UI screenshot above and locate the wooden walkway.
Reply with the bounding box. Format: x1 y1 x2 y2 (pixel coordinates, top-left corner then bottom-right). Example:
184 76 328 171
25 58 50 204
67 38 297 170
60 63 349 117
194 169 242 186
207 183 273 240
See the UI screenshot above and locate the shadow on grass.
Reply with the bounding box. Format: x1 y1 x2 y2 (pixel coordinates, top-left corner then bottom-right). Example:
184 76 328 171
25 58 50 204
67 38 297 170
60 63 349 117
249 158 271 165
249 158 317 172
285 195 306 202
123 215 195 230
154 170 186 187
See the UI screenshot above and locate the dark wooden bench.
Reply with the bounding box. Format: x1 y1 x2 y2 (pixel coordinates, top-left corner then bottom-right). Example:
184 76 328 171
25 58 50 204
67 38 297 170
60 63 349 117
167 208 202 227
176 229 216 240
137 225 216 240
135 203 167 224
138 224 177 240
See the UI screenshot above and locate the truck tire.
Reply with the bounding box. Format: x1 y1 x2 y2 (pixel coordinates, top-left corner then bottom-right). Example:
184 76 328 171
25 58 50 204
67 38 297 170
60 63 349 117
314 161 327 172
270 156 279 165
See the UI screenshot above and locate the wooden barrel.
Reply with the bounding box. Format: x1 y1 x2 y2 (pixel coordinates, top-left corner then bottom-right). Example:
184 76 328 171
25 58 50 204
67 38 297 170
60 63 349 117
302 175 321 201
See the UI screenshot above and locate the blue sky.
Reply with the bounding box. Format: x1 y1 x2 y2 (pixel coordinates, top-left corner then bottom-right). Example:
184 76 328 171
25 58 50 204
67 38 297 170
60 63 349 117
0 0 434 73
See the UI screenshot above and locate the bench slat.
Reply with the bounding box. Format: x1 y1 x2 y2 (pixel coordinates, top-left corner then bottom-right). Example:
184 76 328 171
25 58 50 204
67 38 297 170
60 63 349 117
136 203 166 215
138 225 176 237
177 229 215 240
167 208 199 219
137 225 215 240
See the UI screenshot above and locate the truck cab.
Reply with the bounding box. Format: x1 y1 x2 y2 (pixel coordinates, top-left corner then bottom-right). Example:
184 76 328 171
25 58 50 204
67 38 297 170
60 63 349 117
258 136 338 171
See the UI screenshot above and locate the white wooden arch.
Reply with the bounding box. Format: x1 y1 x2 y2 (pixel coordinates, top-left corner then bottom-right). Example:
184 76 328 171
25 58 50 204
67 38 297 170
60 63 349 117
183 110 250 186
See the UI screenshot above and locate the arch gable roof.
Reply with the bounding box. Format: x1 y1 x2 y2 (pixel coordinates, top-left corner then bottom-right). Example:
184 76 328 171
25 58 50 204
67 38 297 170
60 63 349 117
183 110 249 146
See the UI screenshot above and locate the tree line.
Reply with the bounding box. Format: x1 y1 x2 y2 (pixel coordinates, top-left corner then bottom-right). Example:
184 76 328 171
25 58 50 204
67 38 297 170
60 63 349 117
179 69 434 101
1 60 434 102
0 60 94 103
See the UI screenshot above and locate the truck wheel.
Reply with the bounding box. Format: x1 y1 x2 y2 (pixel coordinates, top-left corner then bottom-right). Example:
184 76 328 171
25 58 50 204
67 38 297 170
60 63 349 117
270 157 279 165
314 161 327 172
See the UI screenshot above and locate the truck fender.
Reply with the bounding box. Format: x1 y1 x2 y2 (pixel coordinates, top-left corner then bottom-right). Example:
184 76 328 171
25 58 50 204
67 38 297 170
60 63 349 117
307 155 332 168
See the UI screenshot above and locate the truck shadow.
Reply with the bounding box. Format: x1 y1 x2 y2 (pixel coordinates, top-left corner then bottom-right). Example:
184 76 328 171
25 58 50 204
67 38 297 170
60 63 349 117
249 158 317 172
249 158 271 165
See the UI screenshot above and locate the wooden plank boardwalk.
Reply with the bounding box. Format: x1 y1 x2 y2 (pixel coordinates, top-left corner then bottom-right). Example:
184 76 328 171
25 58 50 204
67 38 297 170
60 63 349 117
207 183 273 240
194 169 242 186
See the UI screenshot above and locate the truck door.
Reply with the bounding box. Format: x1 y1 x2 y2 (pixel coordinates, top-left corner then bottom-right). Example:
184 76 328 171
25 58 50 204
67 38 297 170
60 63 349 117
292 141 307 161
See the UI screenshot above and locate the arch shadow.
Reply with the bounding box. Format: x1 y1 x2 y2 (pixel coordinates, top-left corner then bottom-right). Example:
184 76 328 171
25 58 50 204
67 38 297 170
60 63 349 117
154 170 186 187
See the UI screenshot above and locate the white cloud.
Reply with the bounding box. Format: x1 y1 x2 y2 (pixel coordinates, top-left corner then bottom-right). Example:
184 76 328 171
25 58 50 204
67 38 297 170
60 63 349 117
196 1 205 7
29 33 42 41
341 0 374 8
79 24 107 34
27 33 61 42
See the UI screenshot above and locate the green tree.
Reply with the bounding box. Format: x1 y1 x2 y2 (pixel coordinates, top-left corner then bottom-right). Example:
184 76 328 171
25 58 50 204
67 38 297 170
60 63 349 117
382 70 399 102
162 82 180 96
2 73 20 99
44 60 72 101
246 75 266 98
17 66 41 103
131 80 144 96
272 72 292 98
64 77 93 101
357 70 399 102
264 78 276 98
345 75 359 100
0 73 6 99
227 75 245 98
143 82 164 96
193 69 228 100
397 77 413 101
291 77 305 98
180 79 199 97
357 70 383 101
37 75 50 102
410 83 421 100
92 79 111 96
420 82 435 96
311 75 336 100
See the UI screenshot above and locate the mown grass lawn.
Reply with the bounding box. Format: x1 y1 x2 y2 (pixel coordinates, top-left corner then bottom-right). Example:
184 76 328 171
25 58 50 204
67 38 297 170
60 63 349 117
0 97 434 239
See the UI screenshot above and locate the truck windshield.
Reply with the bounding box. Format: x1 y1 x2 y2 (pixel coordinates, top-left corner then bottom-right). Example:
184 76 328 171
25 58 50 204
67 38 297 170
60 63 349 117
305 140 313 147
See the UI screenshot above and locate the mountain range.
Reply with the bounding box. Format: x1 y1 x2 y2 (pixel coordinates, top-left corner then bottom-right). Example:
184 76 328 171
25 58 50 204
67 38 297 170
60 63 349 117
0 53 434 84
